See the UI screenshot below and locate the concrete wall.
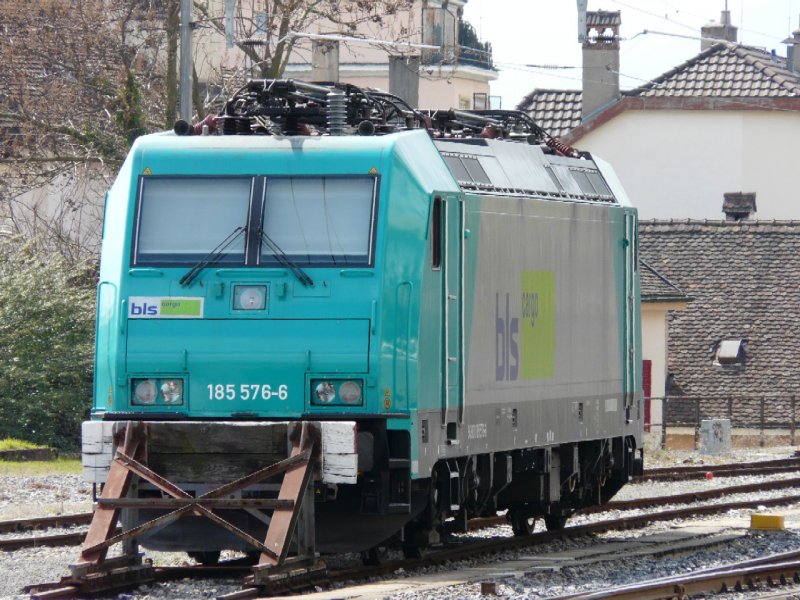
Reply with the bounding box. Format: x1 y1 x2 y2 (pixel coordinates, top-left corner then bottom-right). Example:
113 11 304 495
577 109 800 220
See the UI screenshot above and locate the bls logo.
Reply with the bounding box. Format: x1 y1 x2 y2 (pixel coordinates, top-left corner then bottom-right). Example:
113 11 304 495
496 292 519 381
130 301 158 316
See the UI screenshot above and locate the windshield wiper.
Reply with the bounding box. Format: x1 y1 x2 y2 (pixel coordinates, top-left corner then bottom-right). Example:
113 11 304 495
259 230 314 287
179 226 246 287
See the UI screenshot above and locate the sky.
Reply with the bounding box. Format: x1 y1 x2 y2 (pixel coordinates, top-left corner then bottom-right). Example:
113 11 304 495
461 0 800 108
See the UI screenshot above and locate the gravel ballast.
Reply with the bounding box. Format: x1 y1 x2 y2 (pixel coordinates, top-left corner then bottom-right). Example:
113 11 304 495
2 445 800 599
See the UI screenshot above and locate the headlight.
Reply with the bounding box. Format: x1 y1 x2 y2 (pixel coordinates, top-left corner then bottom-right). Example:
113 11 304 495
338 381 362 404
311 379 363 406
233 285 267 310
314 381 336 404
131 378 184 406
133 379 157 404
159 379 184 404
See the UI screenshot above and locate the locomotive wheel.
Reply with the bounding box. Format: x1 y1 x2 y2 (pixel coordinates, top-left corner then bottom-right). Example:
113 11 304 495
402 538 422 559
509 511 536 536
361 545 389 565
187 550 221 565
543 514 568 531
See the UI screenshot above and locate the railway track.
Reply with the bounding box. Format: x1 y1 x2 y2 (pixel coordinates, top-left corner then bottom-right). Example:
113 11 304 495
13 456 800 598
636 455 800 482
550 549 800 599
8 474 800 553
0 513 92 534
6 454 799 550
26 564 251 600
20 496 800 598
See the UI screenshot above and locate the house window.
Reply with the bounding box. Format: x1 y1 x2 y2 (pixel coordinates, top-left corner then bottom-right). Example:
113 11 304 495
713 339 745 367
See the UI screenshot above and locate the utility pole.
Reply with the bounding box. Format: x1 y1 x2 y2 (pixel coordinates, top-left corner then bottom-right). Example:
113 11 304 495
180 0 192 121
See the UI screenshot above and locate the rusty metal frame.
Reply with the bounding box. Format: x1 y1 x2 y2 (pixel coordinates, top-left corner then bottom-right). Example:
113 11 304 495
252 422 321 584
74 421 319 581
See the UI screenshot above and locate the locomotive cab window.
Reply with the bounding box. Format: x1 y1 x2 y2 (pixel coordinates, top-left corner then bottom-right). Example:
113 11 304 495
133 176 252 266
260 176 377 267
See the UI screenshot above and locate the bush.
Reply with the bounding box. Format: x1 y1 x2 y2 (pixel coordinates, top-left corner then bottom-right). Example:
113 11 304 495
0 236 95 450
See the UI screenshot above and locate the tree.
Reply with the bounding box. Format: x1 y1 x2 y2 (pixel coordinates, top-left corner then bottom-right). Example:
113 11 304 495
193 0 416 82
0 235 96 450
0 0 170 262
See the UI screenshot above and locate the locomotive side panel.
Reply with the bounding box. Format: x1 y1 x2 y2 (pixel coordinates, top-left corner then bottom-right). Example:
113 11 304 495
414 193 639 475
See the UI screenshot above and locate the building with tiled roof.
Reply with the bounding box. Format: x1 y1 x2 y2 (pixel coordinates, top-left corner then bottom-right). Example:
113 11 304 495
640 260 689 304
640 220 800 426
520 41 800 134
518 89 582 139
518 10 800 221
631 43 800 98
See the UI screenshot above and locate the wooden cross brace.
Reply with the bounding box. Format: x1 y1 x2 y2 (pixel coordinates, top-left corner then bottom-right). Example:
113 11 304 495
77 421 318 572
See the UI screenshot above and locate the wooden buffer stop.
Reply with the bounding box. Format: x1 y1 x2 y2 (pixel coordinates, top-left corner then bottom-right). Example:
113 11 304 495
67 420 330 595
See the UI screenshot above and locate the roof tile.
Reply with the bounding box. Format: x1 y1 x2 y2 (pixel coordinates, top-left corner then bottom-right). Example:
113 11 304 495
518 43 800 133
640 220 800 397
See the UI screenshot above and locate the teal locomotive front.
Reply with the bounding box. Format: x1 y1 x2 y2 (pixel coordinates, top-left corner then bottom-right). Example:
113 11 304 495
93 131 452 423
85 129 458 554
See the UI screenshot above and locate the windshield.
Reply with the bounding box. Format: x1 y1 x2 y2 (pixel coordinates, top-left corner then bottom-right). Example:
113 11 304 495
134 177 251 266
132 175 377 268
261 177 376 266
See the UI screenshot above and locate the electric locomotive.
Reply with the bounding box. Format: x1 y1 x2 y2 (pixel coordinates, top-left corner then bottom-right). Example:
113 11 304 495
81 80 643 562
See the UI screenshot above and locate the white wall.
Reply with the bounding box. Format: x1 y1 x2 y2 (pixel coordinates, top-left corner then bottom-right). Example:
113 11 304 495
642 305 669 400
642 302 688 436
578 110 800 220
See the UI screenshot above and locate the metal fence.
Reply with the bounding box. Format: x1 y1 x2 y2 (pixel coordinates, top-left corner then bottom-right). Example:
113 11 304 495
646 395 799 449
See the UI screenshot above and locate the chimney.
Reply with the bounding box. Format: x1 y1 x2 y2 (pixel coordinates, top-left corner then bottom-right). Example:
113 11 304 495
582 10 621 120
311 40 339 82
782 16 800 74
389 55 420 108
701 11 738 51
722 192 756 221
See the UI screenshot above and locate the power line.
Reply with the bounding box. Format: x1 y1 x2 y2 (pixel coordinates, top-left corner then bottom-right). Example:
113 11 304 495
609 0 790 45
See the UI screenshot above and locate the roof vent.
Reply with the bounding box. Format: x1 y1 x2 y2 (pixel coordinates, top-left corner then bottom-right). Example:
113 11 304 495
722 192 756 221
713 339 745 367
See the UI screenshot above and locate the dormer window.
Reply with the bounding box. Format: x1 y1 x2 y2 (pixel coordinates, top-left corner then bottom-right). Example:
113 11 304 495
713 339 745 367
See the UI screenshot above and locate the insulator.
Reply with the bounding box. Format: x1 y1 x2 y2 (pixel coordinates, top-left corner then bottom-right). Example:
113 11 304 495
357 120 375 136
327 90 347 136
546 137 579 158
236 117 253 135
173 120 192 136
222 117 238 136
